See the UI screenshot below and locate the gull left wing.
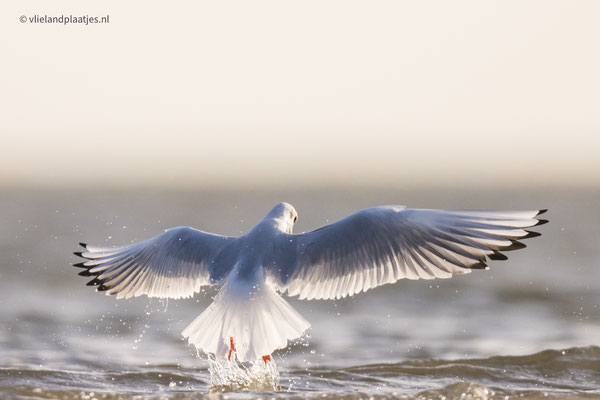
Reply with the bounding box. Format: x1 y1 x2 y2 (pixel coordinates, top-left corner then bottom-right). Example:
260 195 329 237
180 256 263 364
74 227 239 299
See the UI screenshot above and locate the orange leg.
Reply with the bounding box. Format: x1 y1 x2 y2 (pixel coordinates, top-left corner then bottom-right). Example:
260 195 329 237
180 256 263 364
262 354 272 364
228 337 236 361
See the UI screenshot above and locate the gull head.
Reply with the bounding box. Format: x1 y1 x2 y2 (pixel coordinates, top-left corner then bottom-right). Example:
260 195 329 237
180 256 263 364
267 202 298 233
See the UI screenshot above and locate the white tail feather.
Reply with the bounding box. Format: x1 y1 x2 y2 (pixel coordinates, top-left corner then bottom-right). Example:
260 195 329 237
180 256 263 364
182 284 310 362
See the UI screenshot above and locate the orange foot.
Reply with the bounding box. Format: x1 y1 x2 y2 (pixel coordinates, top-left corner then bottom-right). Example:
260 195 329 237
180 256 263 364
262 354 272 365
228 337 236 361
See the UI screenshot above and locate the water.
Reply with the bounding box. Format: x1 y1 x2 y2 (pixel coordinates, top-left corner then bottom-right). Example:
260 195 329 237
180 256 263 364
0 187 599 399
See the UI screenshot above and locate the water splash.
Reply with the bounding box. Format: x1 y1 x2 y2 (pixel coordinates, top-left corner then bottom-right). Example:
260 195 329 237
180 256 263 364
159 298 169 312
207 354 280 392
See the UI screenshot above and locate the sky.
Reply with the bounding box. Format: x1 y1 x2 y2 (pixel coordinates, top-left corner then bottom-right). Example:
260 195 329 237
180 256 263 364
1 1 599 189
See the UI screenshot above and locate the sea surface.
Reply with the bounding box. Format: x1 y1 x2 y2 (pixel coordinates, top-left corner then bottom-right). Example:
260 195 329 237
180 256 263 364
0 187 599 399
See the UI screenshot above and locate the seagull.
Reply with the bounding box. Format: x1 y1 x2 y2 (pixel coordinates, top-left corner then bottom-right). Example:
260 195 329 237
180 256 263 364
74 203 547 363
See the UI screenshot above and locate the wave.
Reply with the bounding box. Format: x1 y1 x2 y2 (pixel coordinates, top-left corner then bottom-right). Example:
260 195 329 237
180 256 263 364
1 346 599 399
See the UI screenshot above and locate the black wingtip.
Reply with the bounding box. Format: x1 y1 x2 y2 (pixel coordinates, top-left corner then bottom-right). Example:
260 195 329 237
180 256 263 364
470 262 488 270
505 240 527 251
86 278 101 286
79 242 88 249
78 270 94 277
536 219 549 226
523 231 542 239
73 251 84 257
537 209 548 215
73 262 88 268
488 251 508 261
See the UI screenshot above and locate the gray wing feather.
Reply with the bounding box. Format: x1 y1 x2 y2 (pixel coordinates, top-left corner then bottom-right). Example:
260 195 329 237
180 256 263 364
74 227 238 299
266 206 547 300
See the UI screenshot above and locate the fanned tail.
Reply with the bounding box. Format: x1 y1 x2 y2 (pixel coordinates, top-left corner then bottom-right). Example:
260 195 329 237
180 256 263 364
182 285 310 362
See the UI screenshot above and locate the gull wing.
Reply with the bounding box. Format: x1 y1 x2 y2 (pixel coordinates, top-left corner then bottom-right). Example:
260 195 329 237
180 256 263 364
266 207 547 300
73 227 239 299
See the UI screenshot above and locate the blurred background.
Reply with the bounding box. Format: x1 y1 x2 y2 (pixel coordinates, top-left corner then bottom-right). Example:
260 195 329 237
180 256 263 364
0 0 599 398
1 0 599 189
